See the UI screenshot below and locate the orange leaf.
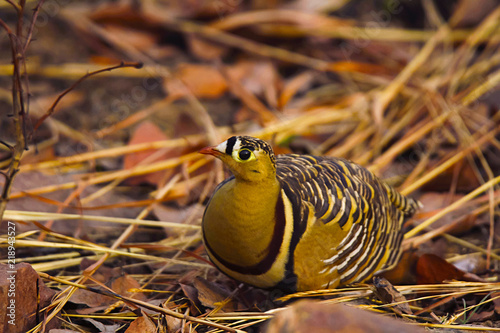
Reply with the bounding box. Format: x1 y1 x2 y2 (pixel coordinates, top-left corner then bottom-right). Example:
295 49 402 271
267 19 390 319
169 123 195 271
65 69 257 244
165 64 228 98
123 121 170 186
416 253 465 284
125 314 157 333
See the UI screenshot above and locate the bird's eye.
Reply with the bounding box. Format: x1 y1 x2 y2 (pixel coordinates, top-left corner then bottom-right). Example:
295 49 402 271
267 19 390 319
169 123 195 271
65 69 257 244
238 149 252 160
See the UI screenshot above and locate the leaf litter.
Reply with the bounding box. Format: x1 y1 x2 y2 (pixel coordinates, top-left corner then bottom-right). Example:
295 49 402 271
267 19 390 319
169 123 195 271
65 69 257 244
1 0 500 332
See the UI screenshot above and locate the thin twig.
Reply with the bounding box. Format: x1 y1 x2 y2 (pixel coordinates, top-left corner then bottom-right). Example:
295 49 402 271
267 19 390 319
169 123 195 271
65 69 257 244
37 272 245 333
0 6 28 222
33 61 143 131
23 0 47 52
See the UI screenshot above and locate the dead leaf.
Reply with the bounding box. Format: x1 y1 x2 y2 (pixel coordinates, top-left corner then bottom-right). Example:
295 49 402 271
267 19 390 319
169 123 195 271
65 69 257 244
85 318 121 333
0 263 57 333
180 283 202 315
123 121 171 186
101 24 158 50
372 276 412 315
265 300 425 333
80 258 115 282
165 64 228 98
71 288 112 308
416 253 465 284
193 277 237 312
467 309 495 322
71 274 146 308
125 311 157 333
111 274 148 301
158 308 183 333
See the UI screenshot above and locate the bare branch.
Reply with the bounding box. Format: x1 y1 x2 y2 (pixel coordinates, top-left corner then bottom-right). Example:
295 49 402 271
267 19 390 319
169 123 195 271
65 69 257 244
23 0 47 52
0 2 29 221
33 61 144 131
4 0 21 14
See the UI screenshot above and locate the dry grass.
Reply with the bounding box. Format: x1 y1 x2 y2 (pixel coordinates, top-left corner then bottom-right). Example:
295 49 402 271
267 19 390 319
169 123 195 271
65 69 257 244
1 1 499 332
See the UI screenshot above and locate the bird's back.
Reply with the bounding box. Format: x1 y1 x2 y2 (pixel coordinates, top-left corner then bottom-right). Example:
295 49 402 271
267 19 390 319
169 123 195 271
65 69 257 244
275 154 419 290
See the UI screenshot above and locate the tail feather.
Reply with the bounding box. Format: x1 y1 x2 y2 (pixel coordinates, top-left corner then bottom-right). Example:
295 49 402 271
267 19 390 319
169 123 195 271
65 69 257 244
384 183 421 217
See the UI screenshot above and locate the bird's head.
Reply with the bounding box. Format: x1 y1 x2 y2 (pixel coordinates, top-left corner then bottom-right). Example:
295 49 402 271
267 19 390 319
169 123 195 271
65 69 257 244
200 136 277 182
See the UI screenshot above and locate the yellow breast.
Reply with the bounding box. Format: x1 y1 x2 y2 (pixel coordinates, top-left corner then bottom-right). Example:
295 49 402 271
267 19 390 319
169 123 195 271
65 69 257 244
200 136 420 292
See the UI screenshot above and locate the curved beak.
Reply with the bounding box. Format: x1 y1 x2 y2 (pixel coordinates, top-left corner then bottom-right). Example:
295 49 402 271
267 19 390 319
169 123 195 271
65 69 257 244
199 146 223 157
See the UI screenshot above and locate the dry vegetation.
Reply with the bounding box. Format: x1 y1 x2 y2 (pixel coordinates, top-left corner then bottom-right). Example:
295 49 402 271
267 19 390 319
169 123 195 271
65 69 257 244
0 0 500 332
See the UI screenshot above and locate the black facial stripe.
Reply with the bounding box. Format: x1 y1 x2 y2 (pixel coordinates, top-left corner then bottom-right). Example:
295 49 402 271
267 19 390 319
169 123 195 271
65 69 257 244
225 136 237 155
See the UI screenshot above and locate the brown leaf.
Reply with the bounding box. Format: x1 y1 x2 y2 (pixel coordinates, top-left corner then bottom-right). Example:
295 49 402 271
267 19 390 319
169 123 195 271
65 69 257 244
193 277 238 312
85 318 121 332
125 311 157 333
123 121 171 186
165 64 228 99
372 276 412 315
163 313 183 333
80 258 115 282
71 288 112 308
416 254 465 284
265 300 425 333
101 24 158 50
71 274 146 308
467 309 495 322
111 274 147 301
0 263 57 333
180 283 202 315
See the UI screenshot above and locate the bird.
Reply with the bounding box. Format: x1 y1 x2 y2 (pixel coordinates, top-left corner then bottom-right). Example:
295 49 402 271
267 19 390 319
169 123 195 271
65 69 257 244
200 136 420 292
